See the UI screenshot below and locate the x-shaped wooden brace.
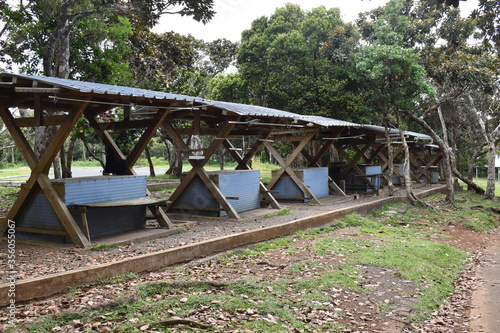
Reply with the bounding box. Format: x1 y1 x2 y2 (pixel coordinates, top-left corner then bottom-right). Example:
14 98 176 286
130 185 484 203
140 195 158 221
85 109 174 228
221 131 281 209
409 146 442 184
265 131 321 205
374 143 406 184
164 121 241 219
292 129 346 196
0 101 91 247
334 136 378 189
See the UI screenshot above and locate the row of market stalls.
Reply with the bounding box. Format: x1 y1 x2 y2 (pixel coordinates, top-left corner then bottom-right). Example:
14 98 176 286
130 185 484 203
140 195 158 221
0 73 442 247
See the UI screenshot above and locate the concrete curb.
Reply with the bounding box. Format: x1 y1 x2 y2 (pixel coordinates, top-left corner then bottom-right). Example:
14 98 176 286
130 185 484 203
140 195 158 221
0 186 446 307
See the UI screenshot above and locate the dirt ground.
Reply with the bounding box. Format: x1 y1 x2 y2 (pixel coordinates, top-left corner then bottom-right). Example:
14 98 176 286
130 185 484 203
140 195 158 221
0 186 499 332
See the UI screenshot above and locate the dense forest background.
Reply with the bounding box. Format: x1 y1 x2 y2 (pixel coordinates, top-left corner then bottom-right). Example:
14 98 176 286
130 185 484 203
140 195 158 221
0 0 499 200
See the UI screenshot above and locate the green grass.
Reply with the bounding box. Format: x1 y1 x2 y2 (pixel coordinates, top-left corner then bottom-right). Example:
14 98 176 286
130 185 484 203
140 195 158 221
12 192 493 332
263 206 293 218
471 177 500 197
90 243 120 251
0 166 31 177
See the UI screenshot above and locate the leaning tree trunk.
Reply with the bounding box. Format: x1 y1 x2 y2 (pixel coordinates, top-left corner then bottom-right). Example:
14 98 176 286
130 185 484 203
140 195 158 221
405 111 456 204
484 140 497 200
145 145 156 177
467 147 487 184
385 127 395 195
165 140 183 178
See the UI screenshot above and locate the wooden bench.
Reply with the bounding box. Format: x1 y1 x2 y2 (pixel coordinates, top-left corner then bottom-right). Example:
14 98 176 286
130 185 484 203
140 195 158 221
69 197 173 242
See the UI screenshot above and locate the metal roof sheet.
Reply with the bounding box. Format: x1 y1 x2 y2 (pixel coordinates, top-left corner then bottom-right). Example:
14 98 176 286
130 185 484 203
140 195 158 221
361 124 431 139
1 73 201 103
1 72 360 128
206 101 359 127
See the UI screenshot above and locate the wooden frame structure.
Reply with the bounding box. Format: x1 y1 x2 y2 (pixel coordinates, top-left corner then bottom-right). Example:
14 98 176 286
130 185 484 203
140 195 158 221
0 73 205 246
0 73 442 246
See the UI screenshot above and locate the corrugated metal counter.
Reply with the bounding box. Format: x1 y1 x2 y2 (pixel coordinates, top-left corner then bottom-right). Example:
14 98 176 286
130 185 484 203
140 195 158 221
271 168 329 202
16 176 147 242
169 170 261 217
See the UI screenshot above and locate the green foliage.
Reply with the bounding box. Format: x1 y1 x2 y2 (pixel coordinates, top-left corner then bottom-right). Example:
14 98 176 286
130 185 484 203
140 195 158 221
263 206 293 218
236 4 367 122
90 243 120 251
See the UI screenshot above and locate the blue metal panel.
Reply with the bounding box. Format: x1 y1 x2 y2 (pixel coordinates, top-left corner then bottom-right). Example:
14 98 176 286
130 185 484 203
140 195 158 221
217 170 260 217
271 168 329 202
16 176 147 242
170 170 260 217
57 176 146 204
364 165 382 175
17 193 63 231
301 168 329 199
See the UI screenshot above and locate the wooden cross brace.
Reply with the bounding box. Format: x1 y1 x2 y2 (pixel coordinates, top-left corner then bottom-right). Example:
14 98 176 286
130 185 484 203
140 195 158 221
85 108 174 228
0 101 92 247
333 136 377 189
222 136 281 209
410 146 442 184
265 131 322 205
164 121 241 219
292 137 346 196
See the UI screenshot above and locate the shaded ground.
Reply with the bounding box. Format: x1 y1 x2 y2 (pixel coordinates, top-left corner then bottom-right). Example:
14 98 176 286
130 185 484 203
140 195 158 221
0 188 499 332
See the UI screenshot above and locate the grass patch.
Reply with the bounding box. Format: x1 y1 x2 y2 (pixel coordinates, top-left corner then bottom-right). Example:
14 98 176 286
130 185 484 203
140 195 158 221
90 243 120 251
313 228 467 321
15 192 491 332
264 206 293 218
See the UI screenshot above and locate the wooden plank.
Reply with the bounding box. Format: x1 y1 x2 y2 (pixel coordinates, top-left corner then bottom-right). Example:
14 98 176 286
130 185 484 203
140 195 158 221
80 209 91 242
70 197 168 208
196 168 240 219
15 227 67 236
14 115 69 127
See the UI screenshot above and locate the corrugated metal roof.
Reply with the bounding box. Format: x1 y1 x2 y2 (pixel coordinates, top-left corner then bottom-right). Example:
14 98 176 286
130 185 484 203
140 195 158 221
1 73 202 103
206 101 359 127
1 72 360 128
361 124 431 139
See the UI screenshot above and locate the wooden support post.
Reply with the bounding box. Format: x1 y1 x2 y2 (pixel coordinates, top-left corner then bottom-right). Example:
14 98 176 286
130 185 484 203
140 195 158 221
264 131 321 205
0 102 91 247
222 139 281 209
166 122 242 219
292 138 346 197
80 207 91 242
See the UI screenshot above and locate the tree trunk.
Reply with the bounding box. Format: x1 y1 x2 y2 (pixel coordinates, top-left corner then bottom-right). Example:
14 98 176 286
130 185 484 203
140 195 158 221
485 141 497 200
466 93 496 199
400 128 418 205
385 127 395 195
61 136 77 178
145 145 156 177
467 148 487 183
404 110 456 204
34 126 59 176
219 147 225 170
166 147 183 178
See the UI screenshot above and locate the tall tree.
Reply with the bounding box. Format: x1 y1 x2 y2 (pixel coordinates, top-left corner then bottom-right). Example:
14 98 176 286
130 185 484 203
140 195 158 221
1 0 215 177
237 4 365 122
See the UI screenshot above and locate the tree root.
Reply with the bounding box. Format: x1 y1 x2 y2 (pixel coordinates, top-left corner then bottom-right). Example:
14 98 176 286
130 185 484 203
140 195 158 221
155 318 212 329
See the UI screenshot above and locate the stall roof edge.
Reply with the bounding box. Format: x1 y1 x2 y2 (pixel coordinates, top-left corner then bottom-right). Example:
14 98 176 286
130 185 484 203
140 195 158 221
1 72 361 127
0 72 203 103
